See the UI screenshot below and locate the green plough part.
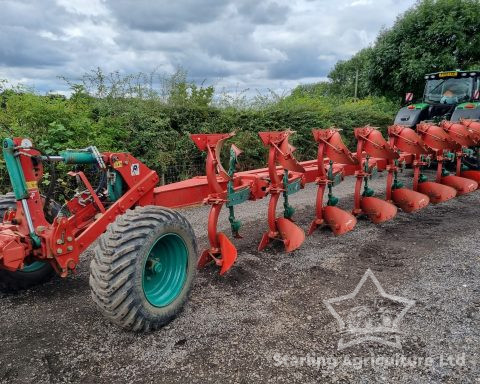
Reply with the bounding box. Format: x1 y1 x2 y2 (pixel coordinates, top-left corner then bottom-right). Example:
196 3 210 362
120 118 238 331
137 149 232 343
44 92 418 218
3 138 29 200
59 150 97 164
418 155 429 183
226 188 250 207
362 155 375 197
326 161 339 206
2 139 41 247
282 170 302 219
107 170 124 202
226 146 249 237
392 158 404 190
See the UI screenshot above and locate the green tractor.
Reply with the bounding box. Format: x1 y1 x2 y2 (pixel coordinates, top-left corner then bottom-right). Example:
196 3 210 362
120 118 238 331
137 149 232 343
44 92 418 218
394 70 480 126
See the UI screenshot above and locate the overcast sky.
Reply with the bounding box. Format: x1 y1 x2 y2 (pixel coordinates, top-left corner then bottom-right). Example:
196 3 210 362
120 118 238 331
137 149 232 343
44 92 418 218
0 0 416 95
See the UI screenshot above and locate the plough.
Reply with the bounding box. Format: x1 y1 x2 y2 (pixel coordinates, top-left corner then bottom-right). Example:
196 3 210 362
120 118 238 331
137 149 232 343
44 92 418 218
0 118 479 331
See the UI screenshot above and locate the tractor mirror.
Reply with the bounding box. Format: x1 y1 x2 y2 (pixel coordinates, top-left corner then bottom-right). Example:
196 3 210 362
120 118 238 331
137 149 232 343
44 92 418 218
405 92 414 103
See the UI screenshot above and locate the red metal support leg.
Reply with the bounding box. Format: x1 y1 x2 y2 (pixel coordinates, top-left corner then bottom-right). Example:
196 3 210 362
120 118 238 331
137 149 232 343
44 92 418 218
385 161 394 202
308 138 327 234
456 152 462 176
435 152 444 183
415 123 458 202
412 157 421 192
190 133 238 274
386 124 433 209
376 126 430 213
353 126 398 223
353 172 364 216
198 203 221 267
309 128 357 236
308 180 327 235
257 131 305 252
258 192 281 251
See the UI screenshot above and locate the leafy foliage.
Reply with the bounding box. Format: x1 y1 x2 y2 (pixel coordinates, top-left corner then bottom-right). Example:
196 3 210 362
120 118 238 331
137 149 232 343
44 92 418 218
328 48 374 99
326 0 480 100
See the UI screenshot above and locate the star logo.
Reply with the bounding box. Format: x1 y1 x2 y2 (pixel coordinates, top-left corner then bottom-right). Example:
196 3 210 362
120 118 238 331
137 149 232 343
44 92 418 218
324 268 415 350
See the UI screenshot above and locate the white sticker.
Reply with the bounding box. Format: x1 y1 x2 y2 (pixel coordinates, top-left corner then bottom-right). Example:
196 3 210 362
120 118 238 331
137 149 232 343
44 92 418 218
131 163 140 176
21 138 33 148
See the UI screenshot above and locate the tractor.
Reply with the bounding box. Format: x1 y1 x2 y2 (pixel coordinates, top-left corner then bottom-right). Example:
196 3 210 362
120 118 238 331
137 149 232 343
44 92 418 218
394 69 480 126
394 69 480 169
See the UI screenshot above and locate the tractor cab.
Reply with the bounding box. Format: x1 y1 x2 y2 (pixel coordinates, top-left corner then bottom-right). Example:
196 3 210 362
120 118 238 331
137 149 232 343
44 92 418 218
394 70 480 127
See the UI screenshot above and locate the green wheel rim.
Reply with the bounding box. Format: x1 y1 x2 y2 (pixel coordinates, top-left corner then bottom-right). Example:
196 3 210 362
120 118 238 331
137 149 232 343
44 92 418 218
21 261 45 273
142 233 188 307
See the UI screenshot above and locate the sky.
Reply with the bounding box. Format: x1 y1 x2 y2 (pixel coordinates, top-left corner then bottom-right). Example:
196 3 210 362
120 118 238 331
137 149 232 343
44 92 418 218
0 0 416 95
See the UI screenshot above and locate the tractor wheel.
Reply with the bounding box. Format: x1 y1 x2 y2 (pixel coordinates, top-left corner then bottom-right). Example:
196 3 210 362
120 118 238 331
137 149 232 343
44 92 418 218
0 193 57 293
89 206 198 331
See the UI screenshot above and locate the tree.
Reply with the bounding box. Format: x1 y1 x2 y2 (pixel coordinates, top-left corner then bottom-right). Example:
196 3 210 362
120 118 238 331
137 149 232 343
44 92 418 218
328 47 373 98
328 0 480 100
289 81 333 99
163 69 214 107
373 0 480 98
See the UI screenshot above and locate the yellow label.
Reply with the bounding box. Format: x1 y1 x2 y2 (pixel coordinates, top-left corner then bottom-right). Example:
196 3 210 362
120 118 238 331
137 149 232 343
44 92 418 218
26 180 38 189
439 71 457 78
113 160 123 169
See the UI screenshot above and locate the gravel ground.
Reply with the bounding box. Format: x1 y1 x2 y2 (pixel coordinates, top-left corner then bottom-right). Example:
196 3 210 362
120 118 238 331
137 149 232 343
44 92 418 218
0 171 479 384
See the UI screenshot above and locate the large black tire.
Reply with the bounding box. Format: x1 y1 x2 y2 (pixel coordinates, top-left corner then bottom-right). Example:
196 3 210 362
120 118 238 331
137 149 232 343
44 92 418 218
0 263 55 293
89 206 198 332
0 193 56 293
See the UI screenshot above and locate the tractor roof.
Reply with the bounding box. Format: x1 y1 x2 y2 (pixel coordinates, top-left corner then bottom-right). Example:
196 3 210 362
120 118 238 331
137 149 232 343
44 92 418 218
424 70 480 80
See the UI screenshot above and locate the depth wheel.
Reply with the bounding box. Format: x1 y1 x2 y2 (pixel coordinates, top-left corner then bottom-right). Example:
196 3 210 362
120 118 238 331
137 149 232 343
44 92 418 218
89 206 198 331
0 193 56 293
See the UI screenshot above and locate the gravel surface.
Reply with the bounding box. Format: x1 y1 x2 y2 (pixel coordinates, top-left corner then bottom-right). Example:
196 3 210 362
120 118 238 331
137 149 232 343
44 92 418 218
0 171 479 383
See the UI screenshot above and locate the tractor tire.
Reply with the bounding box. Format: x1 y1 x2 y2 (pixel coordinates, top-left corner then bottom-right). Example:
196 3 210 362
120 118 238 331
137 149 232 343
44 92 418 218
89 206 198 331
0 193 57 293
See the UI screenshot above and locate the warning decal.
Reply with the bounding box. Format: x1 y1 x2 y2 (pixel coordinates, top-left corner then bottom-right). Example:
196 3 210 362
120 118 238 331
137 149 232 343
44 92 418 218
131 163 140 176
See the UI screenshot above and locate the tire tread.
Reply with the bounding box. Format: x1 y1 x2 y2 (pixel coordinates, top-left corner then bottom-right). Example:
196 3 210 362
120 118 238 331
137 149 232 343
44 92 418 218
89 205 197 331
